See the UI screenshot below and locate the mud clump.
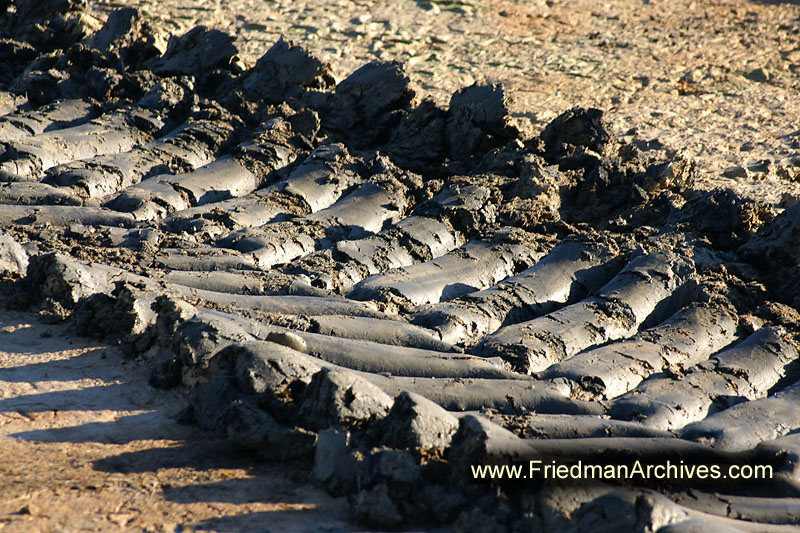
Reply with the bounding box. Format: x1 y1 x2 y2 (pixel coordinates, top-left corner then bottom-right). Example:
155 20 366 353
298 368 394 430
0 231 28 276
378 391 460 456
541 107 615 164
533 106 704 232
445 83 519 161
2 0 100 53
739 201 800 308
324 60 414 149
672 188 774 250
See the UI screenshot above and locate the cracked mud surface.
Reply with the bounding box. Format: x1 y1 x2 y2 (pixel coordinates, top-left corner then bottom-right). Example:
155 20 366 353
3 0 800 531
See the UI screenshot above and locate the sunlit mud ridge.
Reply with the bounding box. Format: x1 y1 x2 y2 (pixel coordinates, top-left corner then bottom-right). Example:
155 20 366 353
2 2 800 531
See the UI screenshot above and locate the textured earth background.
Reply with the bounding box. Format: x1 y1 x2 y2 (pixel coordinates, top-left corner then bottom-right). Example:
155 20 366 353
90 0 800 202
2 0 800 531
0 312 353 532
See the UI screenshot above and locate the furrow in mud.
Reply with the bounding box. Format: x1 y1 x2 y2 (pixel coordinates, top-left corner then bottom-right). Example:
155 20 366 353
47 104 244 200
490 413 673 439
220 177 412 269
411 236 627 346
0 180 95 205
152 245 261 271
282 182 502 293
678 381 800 452
0 97 100 142
348 228 548 310
102 113 312 219
0 204 138 227
162 142 361 238
609 327 800 431
152 301 513 379
163 270 330 298
476 250 697 374
0 106 166 179
540 302 739 400
210 340 598 415
0 77 195 179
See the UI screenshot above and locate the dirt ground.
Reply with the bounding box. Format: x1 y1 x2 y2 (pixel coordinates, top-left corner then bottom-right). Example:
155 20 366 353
90 0 800 203
4 0 800 531
0 311 353 532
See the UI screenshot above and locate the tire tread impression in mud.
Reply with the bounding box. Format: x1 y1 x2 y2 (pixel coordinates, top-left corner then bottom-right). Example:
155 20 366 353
2 3 800 531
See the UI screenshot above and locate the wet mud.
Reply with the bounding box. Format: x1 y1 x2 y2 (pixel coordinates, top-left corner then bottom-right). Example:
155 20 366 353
2 4 800 531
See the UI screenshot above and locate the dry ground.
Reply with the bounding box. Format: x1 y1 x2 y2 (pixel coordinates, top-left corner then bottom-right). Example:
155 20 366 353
4 0 800 531
0 312 353 532
92 0 800 202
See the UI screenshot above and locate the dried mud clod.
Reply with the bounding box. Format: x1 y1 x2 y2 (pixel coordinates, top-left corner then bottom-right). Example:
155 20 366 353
1 5 799 532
